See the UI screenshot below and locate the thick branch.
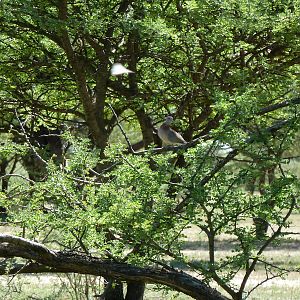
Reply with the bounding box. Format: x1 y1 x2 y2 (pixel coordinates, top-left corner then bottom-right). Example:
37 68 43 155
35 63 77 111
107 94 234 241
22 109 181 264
0 234 228 300
56 1 108 149
257 97 300 115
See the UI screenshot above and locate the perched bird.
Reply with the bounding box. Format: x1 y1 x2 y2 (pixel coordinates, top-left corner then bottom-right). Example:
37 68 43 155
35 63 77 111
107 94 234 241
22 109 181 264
111 63 134 76
158 116 187 146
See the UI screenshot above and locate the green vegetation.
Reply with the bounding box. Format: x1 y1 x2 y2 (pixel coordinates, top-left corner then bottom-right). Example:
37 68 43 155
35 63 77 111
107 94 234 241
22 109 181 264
0 0 300 299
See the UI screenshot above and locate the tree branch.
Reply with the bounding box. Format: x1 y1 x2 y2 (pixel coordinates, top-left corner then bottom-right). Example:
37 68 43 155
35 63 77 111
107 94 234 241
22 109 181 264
174 117 297 212
257 97 300 115
0 234 228 300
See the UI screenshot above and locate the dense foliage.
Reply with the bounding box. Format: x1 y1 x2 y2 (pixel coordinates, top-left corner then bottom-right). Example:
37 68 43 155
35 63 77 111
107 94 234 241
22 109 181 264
1 0 300 299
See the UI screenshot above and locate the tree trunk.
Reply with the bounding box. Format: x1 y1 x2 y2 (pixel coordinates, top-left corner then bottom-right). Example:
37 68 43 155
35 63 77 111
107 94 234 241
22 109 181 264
0 160 8 221
21 126 63 181
125 281 145 300
253 217 269 238
102 279 124 300
136 109 154 149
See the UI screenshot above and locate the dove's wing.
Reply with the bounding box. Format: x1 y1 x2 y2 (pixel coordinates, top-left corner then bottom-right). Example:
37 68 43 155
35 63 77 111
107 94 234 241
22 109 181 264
158 124 186 146
111 63 134 76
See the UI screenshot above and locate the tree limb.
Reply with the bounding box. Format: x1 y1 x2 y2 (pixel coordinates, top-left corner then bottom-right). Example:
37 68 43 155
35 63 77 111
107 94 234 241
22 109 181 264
0 234 228 300
257 97 300 115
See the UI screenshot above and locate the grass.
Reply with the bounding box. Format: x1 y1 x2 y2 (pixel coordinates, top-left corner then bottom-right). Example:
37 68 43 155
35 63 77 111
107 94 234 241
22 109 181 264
237 272 300 300
0 274 103 300
176 211 300 300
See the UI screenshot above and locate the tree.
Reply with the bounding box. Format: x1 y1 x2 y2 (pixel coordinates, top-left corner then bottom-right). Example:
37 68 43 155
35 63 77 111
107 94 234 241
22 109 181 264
0 0 300 299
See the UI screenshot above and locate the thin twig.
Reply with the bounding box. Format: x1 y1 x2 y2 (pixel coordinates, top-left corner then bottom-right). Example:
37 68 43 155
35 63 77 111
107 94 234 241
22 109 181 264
14 109 47 166
0 174 35 184
107 103 134 153
70 176 103 185
7 260 31 285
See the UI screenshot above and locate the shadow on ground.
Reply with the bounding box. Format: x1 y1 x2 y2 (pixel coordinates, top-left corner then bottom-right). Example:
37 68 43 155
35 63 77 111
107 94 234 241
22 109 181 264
182 237 300 252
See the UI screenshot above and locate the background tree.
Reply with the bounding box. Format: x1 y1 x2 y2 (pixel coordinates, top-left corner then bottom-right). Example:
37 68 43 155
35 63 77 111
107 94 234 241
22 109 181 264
0 0 300 299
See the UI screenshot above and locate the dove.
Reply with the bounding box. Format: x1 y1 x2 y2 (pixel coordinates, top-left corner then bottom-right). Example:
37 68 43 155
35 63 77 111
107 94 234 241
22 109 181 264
158 116 187 146
110 63 134 76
